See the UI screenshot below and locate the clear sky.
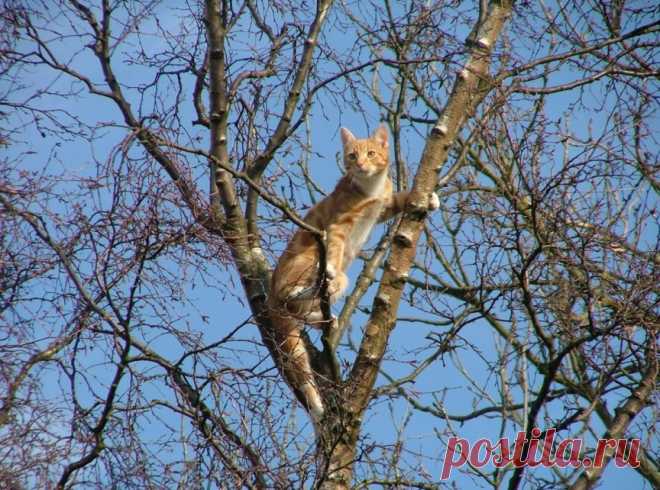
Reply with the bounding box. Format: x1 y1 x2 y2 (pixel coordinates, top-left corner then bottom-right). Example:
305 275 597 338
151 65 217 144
3 1 655 488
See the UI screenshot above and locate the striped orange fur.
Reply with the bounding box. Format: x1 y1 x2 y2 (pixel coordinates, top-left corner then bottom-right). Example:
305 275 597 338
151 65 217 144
268 125 439 429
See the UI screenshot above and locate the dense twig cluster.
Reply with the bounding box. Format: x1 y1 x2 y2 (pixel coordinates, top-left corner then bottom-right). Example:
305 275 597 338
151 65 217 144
0 1 657 488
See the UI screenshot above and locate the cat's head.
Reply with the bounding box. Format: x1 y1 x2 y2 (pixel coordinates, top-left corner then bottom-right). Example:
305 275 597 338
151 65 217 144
340 125 389 179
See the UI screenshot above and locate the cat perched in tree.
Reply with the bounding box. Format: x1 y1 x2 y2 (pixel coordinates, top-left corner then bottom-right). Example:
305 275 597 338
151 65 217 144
268 124 440 428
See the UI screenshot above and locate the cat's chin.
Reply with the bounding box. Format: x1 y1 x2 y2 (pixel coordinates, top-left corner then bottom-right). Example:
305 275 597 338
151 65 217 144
350 168 387 195
351 166 387 179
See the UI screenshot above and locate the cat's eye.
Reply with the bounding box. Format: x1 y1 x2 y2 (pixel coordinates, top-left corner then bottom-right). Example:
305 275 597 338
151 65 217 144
348 152 357 160
367 150 376 157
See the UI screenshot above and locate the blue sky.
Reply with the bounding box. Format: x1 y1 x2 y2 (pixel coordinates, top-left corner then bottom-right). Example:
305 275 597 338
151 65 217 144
3 1 656 488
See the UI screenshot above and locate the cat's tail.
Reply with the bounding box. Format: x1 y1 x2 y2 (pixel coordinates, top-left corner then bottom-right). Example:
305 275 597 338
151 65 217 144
267 301 325 430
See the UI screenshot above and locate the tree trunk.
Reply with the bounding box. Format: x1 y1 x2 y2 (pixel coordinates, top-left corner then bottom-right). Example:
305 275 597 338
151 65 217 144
316 1 514 486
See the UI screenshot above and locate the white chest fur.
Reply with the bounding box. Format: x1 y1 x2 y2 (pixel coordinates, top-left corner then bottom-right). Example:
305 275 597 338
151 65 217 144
345 201 382 263
344 171 388 265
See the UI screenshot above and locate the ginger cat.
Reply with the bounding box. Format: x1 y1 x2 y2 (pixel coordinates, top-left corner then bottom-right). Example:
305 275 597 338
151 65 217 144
268 124 439 428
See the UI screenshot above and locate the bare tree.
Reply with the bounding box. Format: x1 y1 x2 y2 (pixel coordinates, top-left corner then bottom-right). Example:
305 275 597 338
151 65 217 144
1 0 657 489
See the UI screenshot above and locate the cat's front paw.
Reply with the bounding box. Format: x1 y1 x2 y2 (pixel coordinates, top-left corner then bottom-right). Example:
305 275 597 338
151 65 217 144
325 263 337 280
327 271 348 299
428 192 440 211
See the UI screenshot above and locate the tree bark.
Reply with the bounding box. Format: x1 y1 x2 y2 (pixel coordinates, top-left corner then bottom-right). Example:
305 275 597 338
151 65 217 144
568 341 658 490
317 1 515 487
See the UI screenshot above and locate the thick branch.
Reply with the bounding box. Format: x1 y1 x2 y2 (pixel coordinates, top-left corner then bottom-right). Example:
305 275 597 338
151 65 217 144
568 341 657 490
346 0 513 416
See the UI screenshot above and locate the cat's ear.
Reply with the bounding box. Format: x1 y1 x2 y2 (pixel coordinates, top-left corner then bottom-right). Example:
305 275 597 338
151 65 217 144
340 127 356 147
373 124 389 149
